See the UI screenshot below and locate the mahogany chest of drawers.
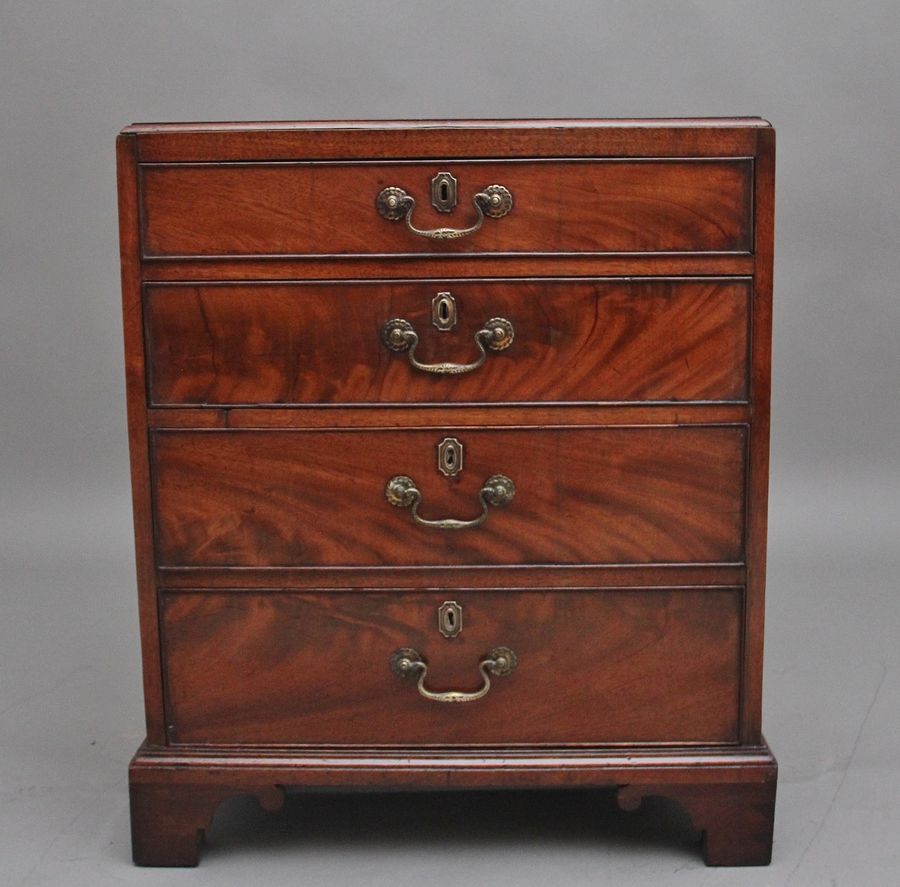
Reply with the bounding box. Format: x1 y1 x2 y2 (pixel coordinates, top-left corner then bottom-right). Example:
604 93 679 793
117 118 777 866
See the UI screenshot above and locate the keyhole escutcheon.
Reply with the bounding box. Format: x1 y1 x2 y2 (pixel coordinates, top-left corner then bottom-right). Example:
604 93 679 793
431 291 457 331
430 171 458 212
438 601 463 638
437 437 464 477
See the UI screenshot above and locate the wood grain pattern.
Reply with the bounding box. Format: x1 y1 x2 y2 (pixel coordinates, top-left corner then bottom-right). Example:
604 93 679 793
156 565 746 589
130 780 284 866
146 404 752 430
118 119 777 868
160 588 742 746
128 117 768 163
145 278 750 406
128 740 776 865
140 159 752 257
741 126 776 744
618 778 777 865
117 134 166 744
130 741 777 787
151 426 746 568
142 253 756 282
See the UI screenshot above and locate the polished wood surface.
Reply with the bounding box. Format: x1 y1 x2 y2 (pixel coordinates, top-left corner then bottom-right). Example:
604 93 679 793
141 159 752 258
157 564 746 590
147 403 752 429
143 253 756 282
128 117 768 163
117 136 166 744
151 426 746 567
146 278 750 406
618 779 777 865
129 741 776 866
742 125 776 743
160 588 742 746
118 119 776 866
130 780 285 867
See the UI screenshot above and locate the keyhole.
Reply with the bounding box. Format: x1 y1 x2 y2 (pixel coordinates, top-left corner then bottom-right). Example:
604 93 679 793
438 601 462 637
431 172 458 213
437 436 463 476
432 292 457 331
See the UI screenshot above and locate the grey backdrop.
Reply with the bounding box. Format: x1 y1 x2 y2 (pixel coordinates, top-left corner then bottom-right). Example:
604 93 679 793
2 2 898 884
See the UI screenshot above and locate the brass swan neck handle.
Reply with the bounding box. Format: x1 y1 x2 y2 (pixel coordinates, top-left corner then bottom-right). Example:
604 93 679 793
385 474 515 530
382 316 514 375
376 184 513 240
390 646 517 703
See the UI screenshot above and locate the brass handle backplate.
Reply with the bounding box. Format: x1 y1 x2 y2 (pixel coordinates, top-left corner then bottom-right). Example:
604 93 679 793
376 184 513 240
390 646 517 703
385 474 515 530
382 316 514 375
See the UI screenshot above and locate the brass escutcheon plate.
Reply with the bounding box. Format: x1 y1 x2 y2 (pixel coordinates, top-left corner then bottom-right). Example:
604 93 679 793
437 437 463 477
438 600 463 638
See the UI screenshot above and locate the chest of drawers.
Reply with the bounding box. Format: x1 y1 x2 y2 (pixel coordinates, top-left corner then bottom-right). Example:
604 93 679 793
117 119 777 867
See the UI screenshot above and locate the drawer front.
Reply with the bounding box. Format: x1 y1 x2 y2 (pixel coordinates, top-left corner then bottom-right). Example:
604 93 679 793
146 279 750 406
151 426 746 567
161 588 742 746
141 159 752 257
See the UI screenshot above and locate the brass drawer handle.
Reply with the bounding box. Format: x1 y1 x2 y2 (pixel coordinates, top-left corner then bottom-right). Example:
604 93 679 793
390 646 517 703
385 474 515 530
376 184 513 240
382 317 514 375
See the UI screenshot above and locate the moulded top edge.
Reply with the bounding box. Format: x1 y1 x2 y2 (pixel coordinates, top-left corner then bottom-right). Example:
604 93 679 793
120 117 773 135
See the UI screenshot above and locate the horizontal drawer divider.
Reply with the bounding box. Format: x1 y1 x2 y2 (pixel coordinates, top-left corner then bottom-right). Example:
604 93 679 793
147 405 752 429
156 564 747 590
140 254 756 281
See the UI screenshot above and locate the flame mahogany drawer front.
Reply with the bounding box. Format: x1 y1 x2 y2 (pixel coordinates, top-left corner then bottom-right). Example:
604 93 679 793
145 278 750 406
118 120 777 867
140 159 752 258
150 426 746 568
160 589 743 747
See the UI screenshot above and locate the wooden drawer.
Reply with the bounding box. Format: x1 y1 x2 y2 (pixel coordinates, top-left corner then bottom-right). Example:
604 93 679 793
140 159 753 258
145 278 750 406
151 426 746 568
161 588 742 746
